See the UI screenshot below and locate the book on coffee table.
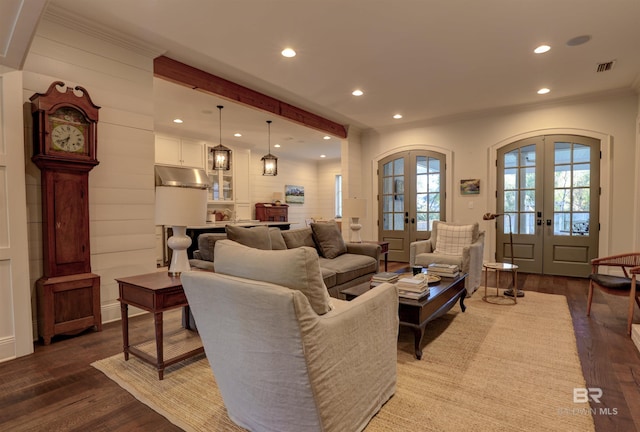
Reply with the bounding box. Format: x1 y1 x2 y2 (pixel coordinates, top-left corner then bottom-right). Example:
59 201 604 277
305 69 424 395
398 288 430 300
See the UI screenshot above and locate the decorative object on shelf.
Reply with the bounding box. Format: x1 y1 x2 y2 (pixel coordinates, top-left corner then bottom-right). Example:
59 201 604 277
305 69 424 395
285 185 304 204
344 198 367 243
156 186 208 276
30 81 102 344
483 212 522 297
261 120 278 176
272 191 283 205
460 179 480 195
210 105 231 171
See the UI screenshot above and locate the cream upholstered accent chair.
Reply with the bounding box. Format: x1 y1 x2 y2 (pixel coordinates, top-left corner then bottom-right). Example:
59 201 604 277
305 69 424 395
409 221 485 296
181 239 398 432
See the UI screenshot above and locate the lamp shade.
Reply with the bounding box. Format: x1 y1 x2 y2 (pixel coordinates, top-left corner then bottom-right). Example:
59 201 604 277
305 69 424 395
155 186 208 227
343 198 367 218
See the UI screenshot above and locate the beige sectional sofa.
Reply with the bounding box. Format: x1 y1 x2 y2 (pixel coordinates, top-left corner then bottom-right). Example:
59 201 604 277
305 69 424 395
189 223 381 299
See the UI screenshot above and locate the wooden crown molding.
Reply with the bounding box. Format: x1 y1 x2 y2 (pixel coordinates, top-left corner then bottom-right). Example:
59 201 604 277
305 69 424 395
154 56 347 139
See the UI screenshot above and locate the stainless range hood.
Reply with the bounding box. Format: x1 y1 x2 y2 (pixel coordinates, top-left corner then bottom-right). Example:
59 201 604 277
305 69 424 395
154 165 211 189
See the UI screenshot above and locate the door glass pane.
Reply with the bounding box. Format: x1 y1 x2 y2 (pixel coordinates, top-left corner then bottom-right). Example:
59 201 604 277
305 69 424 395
520 145 536 166
553 141 592 237
415 157 441 231
503 145 536 235
504 149 518 168
504 168 517 189
504 191 517 212
381 158 404 232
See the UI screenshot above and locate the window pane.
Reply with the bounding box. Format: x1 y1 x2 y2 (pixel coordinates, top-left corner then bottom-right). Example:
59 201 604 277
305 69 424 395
572 213 589 235
520 145 536 166
573 163 590 187
504 191 517 212
554 213 571 235
555 142 571 164
428 158 440 173
416 156 427 174
554 189 571 211
383 177 393 194
416 194 428 212
428 173 440 192
383 213 391 230
521 189 535 211
416 175 428 192
523 167 535 188
394 158 404 175
416 213 429 231
573 144 590 163
504 150 518 168
383 195 393 212
554 165 571 188
504 168 517 190
428 193 440 211
383 161 393 176
394 214 404 230
520 212 535 235
394 195 404 212
572 188 590 211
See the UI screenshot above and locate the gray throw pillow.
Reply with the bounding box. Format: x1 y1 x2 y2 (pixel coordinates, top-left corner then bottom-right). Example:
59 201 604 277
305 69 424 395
281 227 316 249
226 225 271 250
310 222 347 259
269 227 287 250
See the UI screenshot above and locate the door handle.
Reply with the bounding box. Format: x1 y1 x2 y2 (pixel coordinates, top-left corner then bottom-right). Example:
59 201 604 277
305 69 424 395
411 218 415 224
537 219 542 226
546 219 552 226
405 217 409 224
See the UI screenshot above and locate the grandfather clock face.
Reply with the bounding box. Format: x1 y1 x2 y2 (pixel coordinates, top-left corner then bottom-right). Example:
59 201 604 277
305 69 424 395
49 107 89 154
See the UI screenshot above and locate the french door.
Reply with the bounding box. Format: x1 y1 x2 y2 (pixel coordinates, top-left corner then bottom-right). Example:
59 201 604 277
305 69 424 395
496 135 600 277
378 151 446 261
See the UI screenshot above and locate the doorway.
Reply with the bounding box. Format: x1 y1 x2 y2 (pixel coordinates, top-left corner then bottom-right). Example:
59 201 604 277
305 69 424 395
496 135 600 277
378 150 446 261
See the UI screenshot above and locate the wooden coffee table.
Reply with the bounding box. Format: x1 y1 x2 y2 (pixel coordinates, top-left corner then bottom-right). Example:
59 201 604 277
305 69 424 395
343 272 467 360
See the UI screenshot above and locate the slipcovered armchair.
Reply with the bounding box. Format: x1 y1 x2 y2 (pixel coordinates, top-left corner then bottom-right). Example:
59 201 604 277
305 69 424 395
181 240 398 432
409 221 485 296
586 253 640 336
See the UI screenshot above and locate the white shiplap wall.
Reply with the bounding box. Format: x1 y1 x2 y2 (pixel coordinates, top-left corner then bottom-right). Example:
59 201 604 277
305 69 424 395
23 16 159 333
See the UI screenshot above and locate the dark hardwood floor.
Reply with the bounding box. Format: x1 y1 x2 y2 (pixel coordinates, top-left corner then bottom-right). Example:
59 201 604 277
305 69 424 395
1 263 639 432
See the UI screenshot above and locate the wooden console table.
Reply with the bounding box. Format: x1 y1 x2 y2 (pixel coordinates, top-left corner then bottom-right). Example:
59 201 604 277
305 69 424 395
364 241 390 271
116 272 204 380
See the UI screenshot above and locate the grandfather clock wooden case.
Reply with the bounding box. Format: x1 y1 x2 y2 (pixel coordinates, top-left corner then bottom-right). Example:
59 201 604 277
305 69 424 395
31 82 101 344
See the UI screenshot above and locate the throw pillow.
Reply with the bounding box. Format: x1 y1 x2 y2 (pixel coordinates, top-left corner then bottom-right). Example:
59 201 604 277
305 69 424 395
310 222 347 259
214 239 332 315
281 227 317 249
269 227 287 250
434 223 475 256
196 233 227 261
226 225 272 250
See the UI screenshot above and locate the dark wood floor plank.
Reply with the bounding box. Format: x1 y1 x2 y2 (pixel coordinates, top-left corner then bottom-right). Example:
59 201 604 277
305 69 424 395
0 264 639 432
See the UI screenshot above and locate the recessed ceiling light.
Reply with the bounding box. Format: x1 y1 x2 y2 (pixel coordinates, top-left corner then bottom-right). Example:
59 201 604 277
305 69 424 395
566 35 591 47
393 114 403 119
320 154 326 158
534 45 551 54
352 89 364 96
234 133 242 137
173 118 183 124
274 144 281 148
281 48 296 58
537 88 551 94
323 136 331 140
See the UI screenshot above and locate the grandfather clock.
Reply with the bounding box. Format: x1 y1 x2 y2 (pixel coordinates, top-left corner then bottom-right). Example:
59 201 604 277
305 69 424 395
31 81 101 344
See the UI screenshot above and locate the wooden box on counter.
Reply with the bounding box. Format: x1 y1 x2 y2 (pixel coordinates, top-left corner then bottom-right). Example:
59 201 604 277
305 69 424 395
255 203 289 222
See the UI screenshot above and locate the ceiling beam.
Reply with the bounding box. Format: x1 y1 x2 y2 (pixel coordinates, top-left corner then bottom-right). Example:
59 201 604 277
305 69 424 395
154 56 348 139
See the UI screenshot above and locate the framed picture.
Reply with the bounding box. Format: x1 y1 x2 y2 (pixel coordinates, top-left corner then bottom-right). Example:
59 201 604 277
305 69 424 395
460 179 480 195
285 185 304 204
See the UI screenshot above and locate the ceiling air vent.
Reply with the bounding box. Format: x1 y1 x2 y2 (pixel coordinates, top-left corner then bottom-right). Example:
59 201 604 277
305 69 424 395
596 60 616 73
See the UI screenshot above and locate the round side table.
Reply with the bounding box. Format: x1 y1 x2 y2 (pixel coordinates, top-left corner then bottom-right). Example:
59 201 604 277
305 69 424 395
483 262 519 305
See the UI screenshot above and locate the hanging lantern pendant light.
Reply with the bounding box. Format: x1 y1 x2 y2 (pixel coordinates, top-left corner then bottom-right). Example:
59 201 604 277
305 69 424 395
262 120 278 176
211 105 231 170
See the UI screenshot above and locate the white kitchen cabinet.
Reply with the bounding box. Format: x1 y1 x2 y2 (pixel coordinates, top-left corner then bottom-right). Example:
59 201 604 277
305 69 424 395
155 135 204 168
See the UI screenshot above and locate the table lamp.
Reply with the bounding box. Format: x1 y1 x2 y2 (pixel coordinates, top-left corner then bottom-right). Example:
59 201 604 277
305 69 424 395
482 212 522 297
156 186 208 276
344 198 367 242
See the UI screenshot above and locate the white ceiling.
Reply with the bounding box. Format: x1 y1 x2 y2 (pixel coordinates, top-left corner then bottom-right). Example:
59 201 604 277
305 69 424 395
15 1 640 160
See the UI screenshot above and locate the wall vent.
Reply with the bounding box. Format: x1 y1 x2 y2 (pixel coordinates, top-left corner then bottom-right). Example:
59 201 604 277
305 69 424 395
596 60 616 73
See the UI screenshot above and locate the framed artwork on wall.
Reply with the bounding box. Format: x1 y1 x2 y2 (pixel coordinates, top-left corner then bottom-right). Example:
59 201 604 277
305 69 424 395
285 185 304 204
460 179 480 195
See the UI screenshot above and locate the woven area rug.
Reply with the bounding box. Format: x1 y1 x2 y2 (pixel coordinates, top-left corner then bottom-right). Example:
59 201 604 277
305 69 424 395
92 290 594 431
